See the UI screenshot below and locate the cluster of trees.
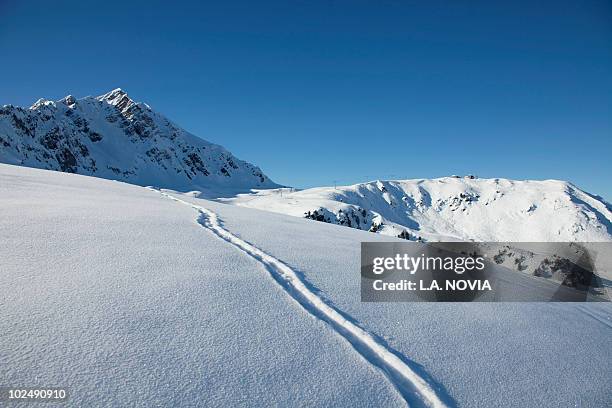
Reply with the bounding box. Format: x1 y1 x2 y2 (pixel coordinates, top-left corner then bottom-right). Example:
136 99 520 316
304 209 329 223
397 230 410 240
369 222 383 233
303 207 422 242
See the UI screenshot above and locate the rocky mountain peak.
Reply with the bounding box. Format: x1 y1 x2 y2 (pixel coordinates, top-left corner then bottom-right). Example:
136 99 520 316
0 90 279 195
97 88 134 111
60 95 77 107
30 98 57 110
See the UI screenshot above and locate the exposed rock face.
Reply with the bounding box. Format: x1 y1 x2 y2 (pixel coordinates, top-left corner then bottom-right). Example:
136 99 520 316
226 177 612 242
0 88 278 193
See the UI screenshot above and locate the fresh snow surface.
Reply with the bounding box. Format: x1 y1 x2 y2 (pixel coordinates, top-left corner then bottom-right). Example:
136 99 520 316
153 190 446 408
182 193 612 408
0 164 402 407
223 178 612 242
2 163 611 407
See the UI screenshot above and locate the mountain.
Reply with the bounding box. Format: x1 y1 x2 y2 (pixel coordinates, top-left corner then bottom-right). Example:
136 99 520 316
0 88 278 195
2 89 610 243
3 163 611 407
224 176 612 242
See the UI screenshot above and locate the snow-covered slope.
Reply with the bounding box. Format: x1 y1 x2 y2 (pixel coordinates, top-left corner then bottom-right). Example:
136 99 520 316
1 163 610 407
224 177 612 242
3 89 609 242
0 163 403 407
0 89 278 195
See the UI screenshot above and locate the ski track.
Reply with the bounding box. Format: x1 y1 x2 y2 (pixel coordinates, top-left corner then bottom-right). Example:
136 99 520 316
150 188 449 408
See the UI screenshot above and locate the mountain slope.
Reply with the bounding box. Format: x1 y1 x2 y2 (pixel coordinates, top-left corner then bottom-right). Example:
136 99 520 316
224 176 612 242
2 163 610 407
2 90 610 243
0 88 278 195
0 163 404 407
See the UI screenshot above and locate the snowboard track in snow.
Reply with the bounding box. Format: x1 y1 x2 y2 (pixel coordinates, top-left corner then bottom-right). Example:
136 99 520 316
152 188 453 408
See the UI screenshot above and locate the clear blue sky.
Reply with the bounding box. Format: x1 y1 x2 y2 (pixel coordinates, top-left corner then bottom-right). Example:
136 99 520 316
1 0 611 199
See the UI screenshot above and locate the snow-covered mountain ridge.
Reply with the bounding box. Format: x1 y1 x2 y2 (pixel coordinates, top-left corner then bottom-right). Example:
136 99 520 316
0 89 278 194
224 176 612 242
1 89 610 242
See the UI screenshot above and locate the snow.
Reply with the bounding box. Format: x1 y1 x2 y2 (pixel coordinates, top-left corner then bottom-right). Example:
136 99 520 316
0 89 278 195
154 190 447 407
3 89 610 243
182 191 612 407
0 164 401 407
2 163 611 407
222 178 612 242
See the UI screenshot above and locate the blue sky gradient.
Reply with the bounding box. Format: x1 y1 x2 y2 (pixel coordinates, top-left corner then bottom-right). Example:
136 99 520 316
1 1 611 199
